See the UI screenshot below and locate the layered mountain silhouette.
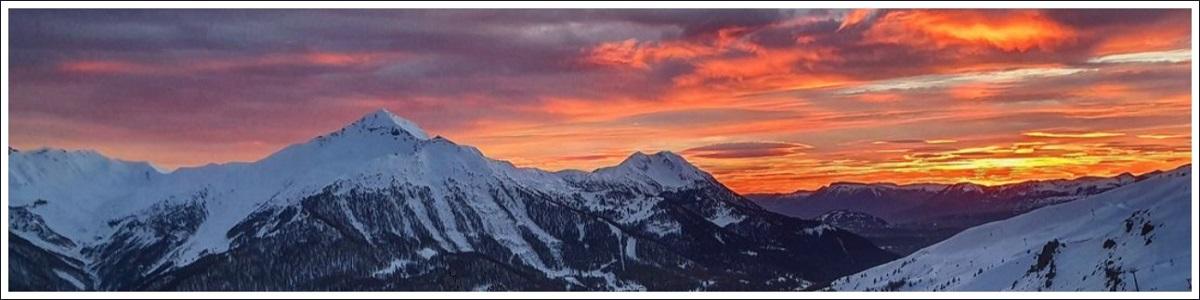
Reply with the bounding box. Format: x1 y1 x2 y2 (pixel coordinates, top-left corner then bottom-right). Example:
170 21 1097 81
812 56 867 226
747 171 1152 255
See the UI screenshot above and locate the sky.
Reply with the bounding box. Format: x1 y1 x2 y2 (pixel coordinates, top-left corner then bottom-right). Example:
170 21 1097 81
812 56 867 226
6 9 1194 193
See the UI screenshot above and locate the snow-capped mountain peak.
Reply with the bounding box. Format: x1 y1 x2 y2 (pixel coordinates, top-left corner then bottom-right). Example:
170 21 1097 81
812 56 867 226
597 151 713 189
617 151 693 171
343 108 430 140
259 109 437 167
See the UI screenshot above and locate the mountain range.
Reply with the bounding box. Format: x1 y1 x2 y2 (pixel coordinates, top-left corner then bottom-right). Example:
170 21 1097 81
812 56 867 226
8 109 896 291
748 173 1139 223
746 171 1153 255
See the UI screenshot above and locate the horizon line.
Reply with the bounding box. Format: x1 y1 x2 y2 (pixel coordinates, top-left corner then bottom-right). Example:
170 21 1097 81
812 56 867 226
9 144 1191 196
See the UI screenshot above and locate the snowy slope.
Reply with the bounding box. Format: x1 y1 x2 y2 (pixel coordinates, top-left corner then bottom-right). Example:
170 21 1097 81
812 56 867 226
8 149 163 254
828 165 1192 291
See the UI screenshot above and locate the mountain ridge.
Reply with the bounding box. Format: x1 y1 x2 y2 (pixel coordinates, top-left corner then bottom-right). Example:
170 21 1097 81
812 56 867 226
8 109 895 291
748 171 1143 201
744 165 1181 256
746 167 1165 222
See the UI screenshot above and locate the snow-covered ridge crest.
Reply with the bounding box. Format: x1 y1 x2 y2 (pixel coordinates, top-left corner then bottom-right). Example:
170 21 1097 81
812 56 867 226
593 151 715 190
8 148 164 242
9 148 163 179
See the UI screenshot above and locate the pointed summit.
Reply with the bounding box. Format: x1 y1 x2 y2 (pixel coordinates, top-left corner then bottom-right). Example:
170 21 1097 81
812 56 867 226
262 108 435 166
346 108 429 140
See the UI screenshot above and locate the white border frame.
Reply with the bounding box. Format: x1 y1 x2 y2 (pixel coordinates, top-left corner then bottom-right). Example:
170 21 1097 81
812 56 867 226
2 1 1197 299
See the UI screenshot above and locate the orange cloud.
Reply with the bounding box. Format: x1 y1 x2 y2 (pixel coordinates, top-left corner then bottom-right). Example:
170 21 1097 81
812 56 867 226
1137 134 1189 140
838 9 877 31
924 139 958 144
304 52 382 66
582 31 847 96
865 10 1075 51
854 92 902 103
683 142 813 159
1023 131 1126 138
59 60 154 74
1073 83 1131 100
535 97 674 122
582 39 714 69
948 82 1003 101
1092 21 1191 56
672 47 847 93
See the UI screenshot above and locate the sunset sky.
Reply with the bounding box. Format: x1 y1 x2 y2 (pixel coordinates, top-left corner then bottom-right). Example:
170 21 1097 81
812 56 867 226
7 9 1194 193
